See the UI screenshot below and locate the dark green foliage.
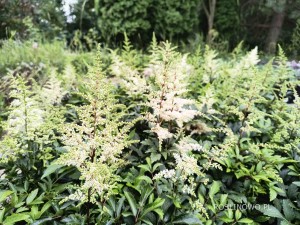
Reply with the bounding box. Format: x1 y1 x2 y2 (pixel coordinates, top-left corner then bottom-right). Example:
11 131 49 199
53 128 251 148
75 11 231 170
151 0 200 41
72 0 200 47
0 0 66 40
96 0 152 44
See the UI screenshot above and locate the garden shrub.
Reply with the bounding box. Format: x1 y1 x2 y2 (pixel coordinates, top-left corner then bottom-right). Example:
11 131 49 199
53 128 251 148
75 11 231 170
0 40 299 225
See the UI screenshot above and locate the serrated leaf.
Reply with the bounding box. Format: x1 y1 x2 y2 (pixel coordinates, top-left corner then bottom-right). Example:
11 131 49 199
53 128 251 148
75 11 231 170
150 153 161 162
138 165 151 172
209 181 221 200
257 205 285 219
108 197 116 212
104 205 114 217
282 200 294 221
220 194 228 206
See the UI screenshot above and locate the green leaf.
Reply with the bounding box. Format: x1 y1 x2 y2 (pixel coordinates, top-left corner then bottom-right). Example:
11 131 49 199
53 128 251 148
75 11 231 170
292 181 300 187
238 218 254 223
209 181 221 199
138 165 151 172
226 209 234 219
137 175 153 184
104 205 114 217
270 188 277 201
124 191 138 216
256 162 263 172
282 200 294 221
116 197 125 217
3 213 30 225
32 217 55 225
150 153 161 162
41 164 64 179
26 189 39 205
0 190 13 203
40 201 52 215
0 209 5 223
257 205 285 219
220 194 228 206
140 198 165 218
122 211 133 217
153 208 164 220
219 216 234 223
173 214 202 224
235 210 242 220
280 220 292 225
108 197 116 212
16 207 28 213
141 218 154 225
30 205 40 220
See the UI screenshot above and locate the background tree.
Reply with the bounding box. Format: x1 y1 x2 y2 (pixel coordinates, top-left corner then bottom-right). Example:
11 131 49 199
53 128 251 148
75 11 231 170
202 0 217 45
0 0 66 40
69 0 201 47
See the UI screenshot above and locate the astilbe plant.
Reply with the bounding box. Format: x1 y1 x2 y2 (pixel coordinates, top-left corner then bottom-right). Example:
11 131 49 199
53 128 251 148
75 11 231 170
109 33 148 99
0 76 42 163
55 49 137 223
0 73 65 165
110 40 231 220
145 43 231 217
184 44 300 223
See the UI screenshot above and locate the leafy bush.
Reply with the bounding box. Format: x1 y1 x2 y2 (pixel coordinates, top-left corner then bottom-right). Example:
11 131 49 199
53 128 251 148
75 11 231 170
0 40 299 225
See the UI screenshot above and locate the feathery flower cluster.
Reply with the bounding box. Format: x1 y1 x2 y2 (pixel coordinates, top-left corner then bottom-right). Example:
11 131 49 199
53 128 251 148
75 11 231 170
145 43 198 139
0 76 44 162
41 70 66 105
154 138 206 194
110 51 148 96
0 71 66 163
191 199 209 218
56 50 136 202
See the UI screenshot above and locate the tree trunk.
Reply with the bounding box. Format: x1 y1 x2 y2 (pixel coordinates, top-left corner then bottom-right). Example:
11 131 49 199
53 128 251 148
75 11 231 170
203 0 217 45
265 10 285 55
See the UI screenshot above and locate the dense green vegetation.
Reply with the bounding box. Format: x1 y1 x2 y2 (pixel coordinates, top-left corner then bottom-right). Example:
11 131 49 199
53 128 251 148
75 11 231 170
0 37 299 224
1 0 300 54
0 0 300 225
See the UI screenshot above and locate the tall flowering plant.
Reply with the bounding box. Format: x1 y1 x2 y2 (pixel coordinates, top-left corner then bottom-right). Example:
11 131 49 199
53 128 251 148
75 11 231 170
55 49 137 224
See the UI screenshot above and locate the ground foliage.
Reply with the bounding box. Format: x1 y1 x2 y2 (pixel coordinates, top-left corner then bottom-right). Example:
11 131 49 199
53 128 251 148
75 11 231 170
0 39 299 225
